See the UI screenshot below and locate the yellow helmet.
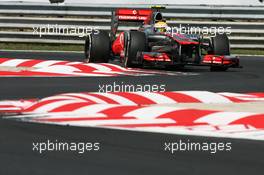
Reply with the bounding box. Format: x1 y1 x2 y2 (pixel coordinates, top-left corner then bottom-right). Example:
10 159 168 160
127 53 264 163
154 21 168 33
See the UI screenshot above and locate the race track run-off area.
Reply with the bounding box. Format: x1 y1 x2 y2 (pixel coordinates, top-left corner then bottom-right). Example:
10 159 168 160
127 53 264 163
1 91 264 141
0 58 195 77
0 51 264 175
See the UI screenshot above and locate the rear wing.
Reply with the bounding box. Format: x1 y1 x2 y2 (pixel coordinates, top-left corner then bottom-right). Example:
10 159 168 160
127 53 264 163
115 9 153 24
110 8 153 42
110 7 165 43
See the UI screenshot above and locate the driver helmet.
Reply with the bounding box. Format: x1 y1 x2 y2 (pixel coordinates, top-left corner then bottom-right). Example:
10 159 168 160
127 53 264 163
154 21 168 33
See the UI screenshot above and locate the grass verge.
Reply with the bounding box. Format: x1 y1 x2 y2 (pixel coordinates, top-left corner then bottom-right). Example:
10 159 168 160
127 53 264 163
0 43 83 52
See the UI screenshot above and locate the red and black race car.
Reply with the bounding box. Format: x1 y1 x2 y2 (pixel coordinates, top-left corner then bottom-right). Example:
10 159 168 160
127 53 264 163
84 7 241 71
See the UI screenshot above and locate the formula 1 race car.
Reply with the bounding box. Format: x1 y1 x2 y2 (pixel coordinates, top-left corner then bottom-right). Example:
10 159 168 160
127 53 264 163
84 7 241 71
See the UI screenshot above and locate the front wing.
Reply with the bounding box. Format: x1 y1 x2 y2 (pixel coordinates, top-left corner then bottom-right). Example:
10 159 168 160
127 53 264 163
135 52 241 68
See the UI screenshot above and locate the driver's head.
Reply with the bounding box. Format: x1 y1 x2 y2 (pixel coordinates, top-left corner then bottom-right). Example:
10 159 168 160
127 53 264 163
154 21 168 33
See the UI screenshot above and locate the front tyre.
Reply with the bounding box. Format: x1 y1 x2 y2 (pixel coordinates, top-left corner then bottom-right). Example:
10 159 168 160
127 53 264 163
211 33 230 55
123 31 147 68
210 33 230 71
84 31 110 63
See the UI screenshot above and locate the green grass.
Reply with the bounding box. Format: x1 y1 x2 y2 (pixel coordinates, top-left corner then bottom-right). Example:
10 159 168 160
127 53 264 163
0 43 83 52
0 43 264 55
231 49 264 55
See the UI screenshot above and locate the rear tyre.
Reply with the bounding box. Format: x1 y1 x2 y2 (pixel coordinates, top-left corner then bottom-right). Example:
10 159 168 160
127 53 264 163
84 31 110 63
123 31 147 68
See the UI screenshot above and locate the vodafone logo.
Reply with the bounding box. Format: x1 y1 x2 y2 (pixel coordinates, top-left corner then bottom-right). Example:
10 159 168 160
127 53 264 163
132 10 137 15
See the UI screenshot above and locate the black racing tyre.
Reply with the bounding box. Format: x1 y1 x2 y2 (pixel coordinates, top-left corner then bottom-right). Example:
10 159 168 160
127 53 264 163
210 33 230 71
84 31 110 63
211 33 230 55
123 31 147 68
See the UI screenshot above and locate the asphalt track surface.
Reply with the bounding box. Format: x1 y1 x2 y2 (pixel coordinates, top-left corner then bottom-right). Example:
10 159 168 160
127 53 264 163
1 51 264 175
0 51 264 100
